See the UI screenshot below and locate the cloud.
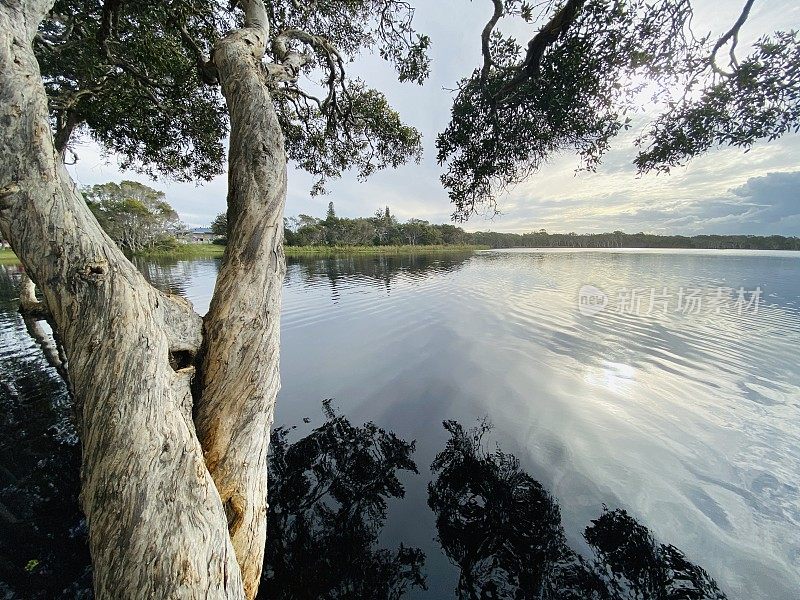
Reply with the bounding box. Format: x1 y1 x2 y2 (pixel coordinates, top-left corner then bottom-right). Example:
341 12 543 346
724 172 800 234
481 171 800 236
64 0 800 235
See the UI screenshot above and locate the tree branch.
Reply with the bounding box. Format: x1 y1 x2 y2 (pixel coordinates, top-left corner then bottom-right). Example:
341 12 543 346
492 0 586 99
709 0 756 77
519 0 585 79
268 28 348 113
236 0 269 38
174 18 219 85
54 109 81 155
480 0 504 81
18 272 49 318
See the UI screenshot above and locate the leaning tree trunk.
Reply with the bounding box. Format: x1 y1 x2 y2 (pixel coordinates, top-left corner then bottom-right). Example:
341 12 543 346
194 3 286 597
0 1 284 598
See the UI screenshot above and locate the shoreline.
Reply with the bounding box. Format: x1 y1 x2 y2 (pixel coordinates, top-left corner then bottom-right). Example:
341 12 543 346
284 244 487 256
140 244 487 259
0 245 486 263
5 243 797 265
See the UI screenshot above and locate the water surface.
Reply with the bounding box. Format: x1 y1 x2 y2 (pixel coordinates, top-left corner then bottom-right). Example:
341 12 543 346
1 249 799 599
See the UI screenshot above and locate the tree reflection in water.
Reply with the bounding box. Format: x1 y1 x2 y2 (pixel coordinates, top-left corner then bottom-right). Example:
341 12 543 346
258 400 426 599
429 420 727 600
0 392 728 599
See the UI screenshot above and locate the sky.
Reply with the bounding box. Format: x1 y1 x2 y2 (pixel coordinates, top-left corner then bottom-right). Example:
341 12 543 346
66 0 800 235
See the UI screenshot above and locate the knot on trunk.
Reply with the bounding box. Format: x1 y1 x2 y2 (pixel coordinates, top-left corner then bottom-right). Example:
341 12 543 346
169 349 195 372
0 182 21 211
79 260 109 282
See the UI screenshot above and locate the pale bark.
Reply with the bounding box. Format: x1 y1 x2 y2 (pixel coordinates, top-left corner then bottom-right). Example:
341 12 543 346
18 272 69 381
22 315 65 377
18 272 47 316
195 2 287 597
0 2 246 597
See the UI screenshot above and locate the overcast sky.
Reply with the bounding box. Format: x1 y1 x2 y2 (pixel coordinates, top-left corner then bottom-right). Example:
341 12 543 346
67 0 800 235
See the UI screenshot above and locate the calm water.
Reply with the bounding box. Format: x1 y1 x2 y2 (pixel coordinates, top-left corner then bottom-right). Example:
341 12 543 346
1 248 799 599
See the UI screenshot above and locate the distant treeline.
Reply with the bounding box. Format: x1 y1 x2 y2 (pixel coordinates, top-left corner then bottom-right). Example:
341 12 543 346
282 203 471 247
276 203 800 250
193 203 800 251
469 230 800 250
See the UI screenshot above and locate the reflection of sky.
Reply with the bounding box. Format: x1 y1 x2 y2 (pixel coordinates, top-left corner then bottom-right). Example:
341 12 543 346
1 250 799 599
584 361 637 397
64 1 800 234
276 249 800 600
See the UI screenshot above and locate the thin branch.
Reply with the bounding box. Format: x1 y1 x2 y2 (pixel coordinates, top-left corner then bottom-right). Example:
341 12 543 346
269 28 348 112
170 13 219 84
709 0 756 77
481 0 504 81
495 0 586 98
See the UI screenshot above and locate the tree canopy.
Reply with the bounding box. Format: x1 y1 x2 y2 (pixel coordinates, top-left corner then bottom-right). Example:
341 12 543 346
437 0 800 220
35 0 430 188
282 203 471 247
210 212 228 239
83 180 182 252
34 1 800 220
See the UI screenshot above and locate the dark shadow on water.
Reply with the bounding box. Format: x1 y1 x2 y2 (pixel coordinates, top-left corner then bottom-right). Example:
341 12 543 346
0 355 88 598
258 400 425 599
429 420 727 600
0 391 728 599
0 395 426 599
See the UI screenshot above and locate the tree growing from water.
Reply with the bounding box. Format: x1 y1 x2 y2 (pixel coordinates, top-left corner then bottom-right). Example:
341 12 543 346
0 1 427 598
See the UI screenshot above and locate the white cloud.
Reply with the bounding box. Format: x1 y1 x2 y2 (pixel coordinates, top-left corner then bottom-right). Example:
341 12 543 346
65 0 800 235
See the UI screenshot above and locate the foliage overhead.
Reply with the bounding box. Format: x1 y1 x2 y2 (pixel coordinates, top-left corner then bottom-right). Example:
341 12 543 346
37 0 230 181
35 0 430 190
437 0 800 220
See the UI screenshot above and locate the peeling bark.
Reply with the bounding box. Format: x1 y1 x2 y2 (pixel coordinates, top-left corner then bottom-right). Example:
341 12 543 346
1 0 289 596
18 272 48 317
195 2 286 597
0 2 245 597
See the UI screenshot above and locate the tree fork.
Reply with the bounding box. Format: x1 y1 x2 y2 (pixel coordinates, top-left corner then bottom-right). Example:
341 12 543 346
0 1 246 597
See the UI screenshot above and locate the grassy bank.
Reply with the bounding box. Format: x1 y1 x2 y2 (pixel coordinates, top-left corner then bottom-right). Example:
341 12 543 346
284 244 488 256
0 248 19 264
1 245 226 263
2 244 487 264
136 243 226 259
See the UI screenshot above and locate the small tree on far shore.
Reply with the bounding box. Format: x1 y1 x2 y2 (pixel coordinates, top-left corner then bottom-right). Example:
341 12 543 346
84 181 183 253
210 213 228 240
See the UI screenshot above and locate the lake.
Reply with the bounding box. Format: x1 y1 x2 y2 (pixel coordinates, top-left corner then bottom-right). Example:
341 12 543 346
1 248 799 599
